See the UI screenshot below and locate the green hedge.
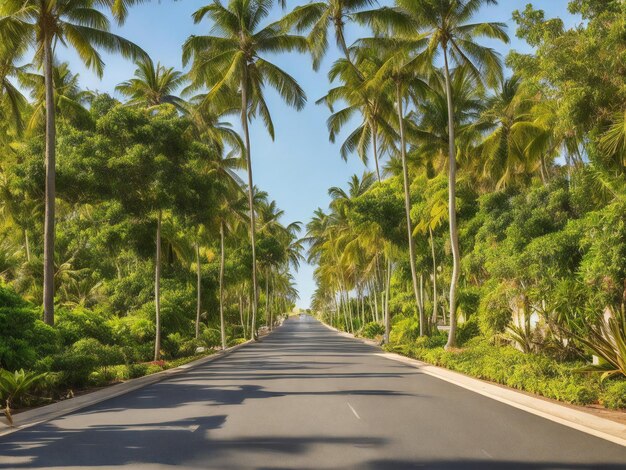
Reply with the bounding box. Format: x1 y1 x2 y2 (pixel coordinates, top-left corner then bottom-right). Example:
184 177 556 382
388 338 626 409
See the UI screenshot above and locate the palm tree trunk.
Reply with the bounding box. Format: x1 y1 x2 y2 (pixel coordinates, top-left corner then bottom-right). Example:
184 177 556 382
239 292 246 338
371 123 381 181
241 71 259 341
24 229 31 263
42 33 56 326
443 48 460 349
384 257 391 343
395 82 426 336
429 226 438 325
219 221 226 349
195 242 201 339
265 267 270 328
154 209 162 361
269 275 275 330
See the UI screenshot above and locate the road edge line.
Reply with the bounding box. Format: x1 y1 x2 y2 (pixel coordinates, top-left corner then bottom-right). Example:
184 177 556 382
0 334 262 438
318 318 626 448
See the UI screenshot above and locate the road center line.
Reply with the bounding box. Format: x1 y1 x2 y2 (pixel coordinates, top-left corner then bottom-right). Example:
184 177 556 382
347 402 361 420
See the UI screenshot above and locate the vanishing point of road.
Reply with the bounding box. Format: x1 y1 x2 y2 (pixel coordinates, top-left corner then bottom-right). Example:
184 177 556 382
1 316 625 469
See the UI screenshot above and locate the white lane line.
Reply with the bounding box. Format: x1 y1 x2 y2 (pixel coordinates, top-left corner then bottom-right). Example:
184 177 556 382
347 402 361 420
481 449 493 459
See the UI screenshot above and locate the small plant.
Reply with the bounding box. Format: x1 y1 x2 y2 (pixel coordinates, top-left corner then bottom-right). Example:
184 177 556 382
361 322 385 339
574 307 626 381
0 369 49 426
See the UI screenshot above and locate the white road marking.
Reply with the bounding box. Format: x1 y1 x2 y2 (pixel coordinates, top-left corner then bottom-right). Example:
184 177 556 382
347 402 361 420
481 449 493 459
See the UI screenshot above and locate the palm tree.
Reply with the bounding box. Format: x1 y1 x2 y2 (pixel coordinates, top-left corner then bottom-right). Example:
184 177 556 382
281 0 379 70
0 0 145 325
21 61 92 131
116 56 189 360
477 75 541 190
391 0 509 347
183 0 308 340
361 40 430 336
116 57 186 110
0 45 27 137
319 55 396 181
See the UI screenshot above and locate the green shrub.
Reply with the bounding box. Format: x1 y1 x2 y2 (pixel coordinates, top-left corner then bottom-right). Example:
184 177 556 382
390 316 420 344
456 317 480 345
0 305 62 370
51 338 125 387
414 333 447 349
228 337 248 347
0 285 29 308
601 381 626 409
200 327 222 349
477 281 513 337
56 307 114 346
362 322 385 339
127 363 149 379
398 338 606 406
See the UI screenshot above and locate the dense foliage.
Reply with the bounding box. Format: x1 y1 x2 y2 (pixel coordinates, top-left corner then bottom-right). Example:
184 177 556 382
0 0 624 413
0 0 303 410
307 0 626 408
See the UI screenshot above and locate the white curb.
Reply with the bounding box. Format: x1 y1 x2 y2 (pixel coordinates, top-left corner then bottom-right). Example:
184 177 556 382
319 318 626 447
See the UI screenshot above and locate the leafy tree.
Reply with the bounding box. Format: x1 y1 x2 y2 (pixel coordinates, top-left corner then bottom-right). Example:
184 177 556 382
0 0 145 325
183 0 307 339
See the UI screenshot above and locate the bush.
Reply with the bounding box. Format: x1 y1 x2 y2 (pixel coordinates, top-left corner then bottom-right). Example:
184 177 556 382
477 281 513 337
0 369 50 420
361 322 385 339
228 337 248 347
0 304 62 370
601 381 626 410
51 338 125 387
456 317 480 345
389 316 419 344
199 327 222 349
56 307 114 346
393 338 607 406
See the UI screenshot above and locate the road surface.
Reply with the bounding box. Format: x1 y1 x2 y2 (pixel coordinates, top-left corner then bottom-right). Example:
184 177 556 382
1 315 625 469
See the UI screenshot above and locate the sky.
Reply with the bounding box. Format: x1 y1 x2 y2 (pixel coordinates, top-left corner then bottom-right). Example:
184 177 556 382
54 0 579 308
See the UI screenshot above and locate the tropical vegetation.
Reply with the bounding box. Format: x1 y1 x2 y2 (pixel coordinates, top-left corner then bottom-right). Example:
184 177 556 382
0 0 624 414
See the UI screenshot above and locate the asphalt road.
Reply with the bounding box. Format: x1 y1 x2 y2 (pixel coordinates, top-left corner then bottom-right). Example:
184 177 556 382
1 315 625 469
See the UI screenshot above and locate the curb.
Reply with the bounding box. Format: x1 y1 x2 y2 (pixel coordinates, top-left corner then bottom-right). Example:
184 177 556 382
0 338 254 438
318 319 626 448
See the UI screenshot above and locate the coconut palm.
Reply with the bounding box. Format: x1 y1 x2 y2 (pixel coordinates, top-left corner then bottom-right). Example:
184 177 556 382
21 61 92 131
389 0 509 347
318 55 397 181
0 0 145 325
359 39 430 336
116 57 186 110
477 75 543 190
281 0 380 70
0 45 28 137
183 0 308 340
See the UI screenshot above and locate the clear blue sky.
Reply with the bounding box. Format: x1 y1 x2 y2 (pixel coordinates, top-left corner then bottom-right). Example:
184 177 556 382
56 0 578 307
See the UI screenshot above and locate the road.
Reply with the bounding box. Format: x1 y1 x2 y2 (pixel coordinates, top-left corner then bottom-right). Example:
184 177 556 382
1 315 625 469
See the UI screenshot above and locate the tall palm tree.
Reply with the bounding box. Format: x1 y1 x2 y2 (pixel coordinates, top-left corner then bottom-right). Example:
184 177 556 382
183 0 307 340
21 61 92 131
281 0 379 70
362 39 430 336
0 0 145 325
116 57 186 110
116 55 188 360
391 0 509 347
0 45 28 137
319 55 396 180
477 75 541 190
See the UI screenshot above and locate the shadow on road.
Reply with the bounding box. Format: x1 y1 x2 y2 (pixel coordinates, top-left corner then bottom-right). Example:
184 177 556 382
1 317 625 469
